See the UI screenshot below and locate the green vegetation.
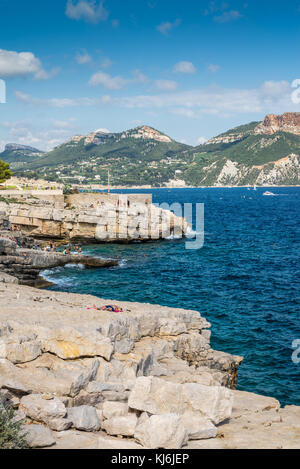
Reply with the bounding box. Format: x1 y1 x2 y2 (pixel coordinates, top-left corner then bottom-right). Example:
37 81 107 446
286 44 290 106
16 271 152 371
0 145 43 164
2 121 300 186
0 196 23 204
0 160 13 183
0 404 28 449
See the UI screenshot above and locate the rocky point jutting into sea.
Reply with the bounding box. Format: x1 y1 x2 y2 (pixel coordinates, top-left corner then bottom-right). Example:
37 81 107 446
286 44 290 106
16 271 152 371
0 190 188 244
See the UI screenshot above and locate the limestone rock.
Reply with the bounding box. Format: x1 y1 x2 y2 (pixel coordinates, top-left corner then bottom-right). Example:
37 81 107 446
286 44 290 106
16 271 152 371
0 333 42 364
128 376 233 425
0 238 17 255
67 405 101 432
134 414 188 449
23 424 56 448
254 112 300 136
20 394 71 431
181 413 217 440
280 405 300 429
41 328 113 361
102 414 138 437
0 272 19 284
102 401 129 420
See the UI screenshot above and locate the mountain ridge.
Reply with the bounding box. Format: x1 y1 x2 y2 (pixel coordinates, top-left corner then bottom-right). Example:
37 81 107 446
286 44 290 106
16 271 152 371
1 113 299 186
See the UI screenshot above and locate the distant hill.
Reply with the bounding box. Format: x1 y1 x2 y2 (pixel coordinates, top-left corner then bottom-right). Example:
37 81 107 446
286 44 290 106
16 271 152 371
9 115 300 186
184 113 300 186
0 144 44 167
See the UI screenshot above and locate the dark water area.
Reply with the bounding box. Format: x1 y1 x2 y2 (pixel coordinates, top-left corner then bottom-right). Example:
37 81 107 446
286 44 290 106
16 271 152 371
45 187 300 406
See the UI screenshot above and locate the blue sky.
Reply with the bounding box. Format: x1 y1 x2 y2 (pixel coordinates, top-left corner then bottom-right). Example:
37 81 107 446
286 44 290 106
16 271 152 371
0 0 300 151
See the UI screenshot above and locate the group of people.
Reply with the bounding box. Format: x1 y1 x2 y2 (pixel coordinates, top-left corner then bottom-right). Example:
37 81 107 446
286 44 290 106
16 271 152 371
62 244 82 255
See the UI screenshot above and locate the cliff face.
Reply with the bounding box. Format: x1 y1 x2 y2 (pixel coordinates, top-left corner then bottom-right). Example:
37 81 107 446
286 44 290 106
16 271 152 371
0 193 189 243
84 126 172 146
254 112 300 135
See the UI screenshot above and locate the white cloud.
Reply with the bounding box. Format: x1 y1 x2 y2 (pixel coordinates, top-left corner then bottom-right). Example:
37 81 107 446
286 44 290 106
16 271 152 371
76 51 92 64
95 127 110 133
88 71 129 89
157 19 181 36
0 49 57 80
100 57 113 69
88 69 148 89
208 64 220 73
2 120 77 151
15 91 104 107
214 10 242 23
34 67 60 80
15 80 296 118
171 108 195 118
197 136 208 144
114 80 295 117
66 0 109 24
173 61 196 74
204 3 243 23
111 19 119 28
132 69 148 84
155 80 178 91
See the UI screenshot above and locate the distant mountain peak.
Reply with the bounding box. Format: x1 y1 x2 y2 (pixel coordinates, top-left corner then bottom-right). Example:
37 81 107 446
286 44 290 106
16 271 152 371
121 125 172 143
79 125 172 146
5 143 42 153
254 112 300 136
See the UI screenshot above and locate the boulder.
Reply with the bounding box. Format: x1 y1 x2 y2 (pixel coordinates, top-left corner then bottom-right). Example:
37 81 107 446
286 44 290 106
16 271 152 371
102 401 129 420
128 376 233 425
0 272 19 284
134 414 188 449
181 413 217 440
0 333 42 364
68 405 101 432
23 424 56 448
20 394 71 431
0 238 17 255
102 414 138 437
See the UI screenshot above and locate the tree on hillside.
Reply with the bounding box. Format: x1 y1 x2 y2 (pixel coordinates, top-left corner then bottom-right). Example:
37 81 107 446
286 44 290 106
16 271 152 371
0 160 13 183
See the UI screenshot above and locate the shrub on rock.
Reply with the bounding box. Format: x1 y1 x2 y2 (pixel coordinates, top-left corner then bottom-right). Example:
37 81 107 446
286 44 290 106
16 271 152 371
0 404 28 449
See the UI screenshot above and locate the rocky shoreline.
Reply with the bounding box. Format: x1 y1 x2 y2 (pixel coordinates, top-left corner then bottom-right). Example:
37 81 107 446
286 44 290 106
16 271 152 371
0 234 118 286
0 278 299 449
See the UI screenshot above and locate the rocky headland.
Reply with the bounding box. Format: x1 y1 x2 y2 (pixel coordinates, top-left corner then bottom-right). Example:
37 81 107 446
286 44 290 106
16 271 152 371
0 192 189 244
0 279 299 449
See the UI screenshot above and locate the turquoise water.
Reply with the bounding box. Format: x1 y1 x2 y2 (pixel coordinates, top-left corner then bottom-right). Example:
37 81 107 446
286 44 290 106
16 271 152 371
45 187 300 406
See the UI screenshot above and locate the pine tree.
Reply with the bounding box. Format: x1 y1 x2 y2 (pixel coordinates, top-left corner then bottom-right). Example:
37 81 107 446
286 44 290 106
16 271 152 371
0 160 13 184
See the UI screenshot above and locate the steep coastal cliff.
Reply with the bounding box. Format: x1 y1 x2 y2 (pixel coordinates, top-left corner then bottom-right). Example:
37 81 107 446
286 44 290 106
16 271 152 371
0 192 189 243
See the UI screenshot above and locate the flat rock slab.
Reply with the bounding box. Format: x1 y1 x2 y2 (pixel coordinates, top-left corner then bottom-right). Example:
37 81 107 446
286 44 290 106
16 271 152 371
51 430 143 450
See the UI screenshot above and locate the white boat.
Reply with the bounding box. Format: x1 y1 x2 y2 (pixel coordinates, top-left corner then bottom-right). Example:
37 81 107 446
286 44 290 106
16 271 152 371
263 191 276 196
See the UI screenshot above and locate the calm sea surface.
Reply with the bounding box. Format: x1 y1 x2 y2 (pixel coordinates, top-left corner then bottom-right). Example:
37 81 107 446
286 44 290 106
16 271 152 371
45 187 300 406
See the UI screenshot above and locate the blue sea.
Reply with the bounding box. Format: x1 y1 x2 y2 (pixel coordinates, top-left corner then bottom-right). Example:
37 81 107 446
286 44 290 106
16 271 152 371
44 187 300 406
